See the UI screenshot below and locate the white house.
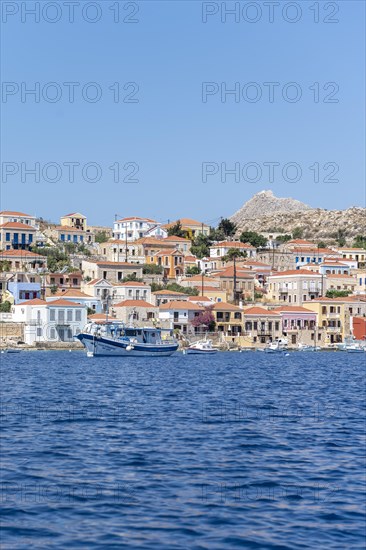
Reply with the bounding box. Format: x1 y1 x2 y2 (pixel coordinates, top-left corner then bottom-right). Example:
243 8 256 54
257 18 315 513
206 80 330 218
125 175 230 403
158 300 204 334
113 217 160 242
209 241 256 259
111 281 152 304
12 298 87 345
46 289 102 313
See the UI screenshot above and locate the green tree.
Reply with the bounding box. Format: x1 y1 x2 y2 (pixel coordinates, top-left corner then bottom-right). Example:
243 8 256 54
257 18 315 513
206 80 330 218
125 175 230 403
50 284 58 295
217 218 237 238
222 248 247 262
292 227 304 239
239 231 267 248
276 234 292 243
0 301 11 312
166 282 199 296
94 231 110 244
143 263 164 275
167 220 185 238
325 289 352 298
122 273 143 283
186 266 201 275
190 234 211 259
353 235 366 249
317 241 327 249
0 261 11 272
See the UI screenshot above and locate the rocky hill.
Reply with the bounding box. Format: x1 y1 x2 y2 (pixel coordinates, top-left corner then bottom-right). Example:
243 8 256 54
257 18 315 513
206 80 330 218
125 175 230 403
230 191 365 241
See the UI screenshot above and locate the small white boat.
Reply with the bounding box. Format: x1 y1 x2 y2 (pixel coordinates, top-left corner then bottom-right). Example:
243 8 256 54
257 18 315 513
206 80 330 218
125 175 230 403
336 337 366 353
264 338 288 353
186 339 218 355
297 343 321 352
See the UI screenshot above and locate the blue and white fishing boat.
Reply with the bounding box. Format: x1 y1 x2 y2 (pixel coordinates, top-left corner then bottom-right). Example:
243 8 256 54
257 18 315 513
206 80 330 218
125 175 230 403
76 322 179 357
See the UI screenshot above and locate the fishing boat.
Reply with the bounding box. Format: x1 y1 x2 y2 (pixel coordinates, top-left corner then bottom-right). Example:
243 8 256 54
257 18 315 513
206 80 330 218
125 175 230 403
186 339 218 355
76 322 179 357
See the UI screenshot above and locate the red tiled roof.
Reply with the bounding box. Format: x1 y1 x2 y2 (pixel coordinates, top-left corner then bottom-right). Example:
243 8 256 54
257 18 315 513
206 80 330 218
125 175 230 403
54 226 85 232
114 300 156 308
15 298 46 306
0 222 36 230
116 216 156 223
216 266 255 278
244 306 280 316
212 241 255 249
212 302 242 311
49 299 84 307
159 300 204 311
269 269 322 277
0 249 45 258
62 213 86 218
53 289 93 298
272 306 316 313
0 211 33 217
113 281 148 287
152 290 187 296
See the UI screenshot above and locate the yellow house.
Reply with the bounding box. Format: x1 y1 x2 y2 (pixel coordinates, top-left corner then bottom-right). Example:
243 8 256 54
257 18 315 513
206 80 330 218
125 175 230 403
60 212 87 231
150 248 185 279
162 218 210 239
305 298 346 344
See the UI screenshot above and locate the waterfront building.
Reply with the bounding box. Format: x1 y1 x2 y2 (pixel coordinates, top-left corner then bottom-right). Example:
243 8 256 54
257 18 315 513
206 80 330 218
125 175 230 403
11 298 87 345
304 298 346 344
211 302 243 336
0 210 37 227
272 305 317 346
214 265 256 302
47 289 102 313
158 300 204 333
243 306 282 344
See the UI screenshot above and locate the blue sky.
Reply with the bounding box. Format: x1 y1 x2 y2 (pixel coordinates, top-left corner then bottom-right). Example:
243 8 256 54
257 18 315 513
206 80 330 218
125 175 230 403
1 1 365 227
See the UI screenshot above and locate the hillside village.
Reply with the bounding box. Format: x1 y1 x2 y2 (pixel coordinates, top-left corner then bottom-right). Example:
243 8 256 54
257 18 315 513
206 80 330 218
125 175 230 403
0 200 365 350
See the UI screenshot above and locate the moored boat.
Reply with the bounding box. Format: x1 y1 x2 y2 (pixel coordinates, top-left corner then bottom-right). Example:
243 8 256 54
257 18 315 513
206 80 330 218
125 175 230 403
186 339 218 355
264 338 288 353
76 322 178 357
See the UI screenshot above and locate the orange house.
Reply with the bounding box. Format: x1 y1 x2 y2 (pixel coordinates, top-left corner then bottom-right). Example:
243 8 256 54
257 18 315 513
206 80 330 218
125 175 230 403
150 248 185 279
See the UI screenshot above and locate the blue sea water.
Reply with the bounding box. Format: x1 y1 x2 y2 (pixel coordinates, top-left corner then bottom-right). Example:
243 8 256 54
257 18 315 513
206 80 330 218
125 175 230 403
0 350 365 549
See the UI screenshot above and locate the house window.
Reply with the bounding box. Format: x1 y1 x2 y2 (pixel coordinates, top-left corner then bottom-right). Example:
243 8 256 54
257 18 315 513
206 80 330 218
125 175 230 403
50 309 55 321
50 328 56 339
275 322 279 331
36 328 42 337
67 310 73 322
75 310 81 321
58 309 65 323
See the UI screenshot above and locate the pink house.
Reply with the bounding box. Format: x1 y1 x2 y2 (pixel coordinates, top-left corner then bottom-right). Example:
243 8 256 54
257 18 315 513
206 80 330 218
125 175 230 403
273 305 317 332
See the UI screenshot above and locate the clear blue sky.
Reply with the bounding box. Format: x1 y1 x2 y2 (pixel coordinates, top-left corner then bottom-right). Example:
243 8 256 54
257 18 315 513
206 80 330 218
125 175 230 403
1 0 365 227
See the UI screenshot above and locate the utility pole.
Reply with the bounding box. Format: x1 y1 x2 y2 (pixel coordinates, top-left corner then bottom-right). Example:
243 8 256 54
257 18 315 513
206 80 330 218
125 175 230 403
233 255 237 305
201 270 204 296
125 221 128 263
